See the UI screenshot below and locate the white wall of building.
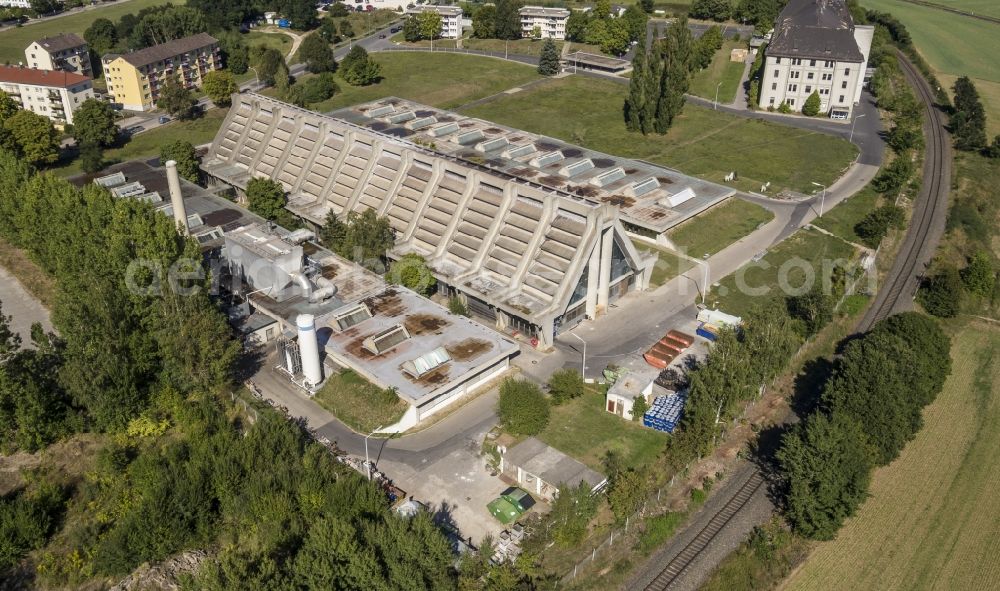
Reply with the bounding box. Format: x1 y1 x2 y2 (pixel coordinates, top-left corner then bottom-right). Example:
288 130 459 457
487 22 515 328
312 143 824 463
0 80 93 126
519 8 569 40
759 55 864 116
0 0 31 8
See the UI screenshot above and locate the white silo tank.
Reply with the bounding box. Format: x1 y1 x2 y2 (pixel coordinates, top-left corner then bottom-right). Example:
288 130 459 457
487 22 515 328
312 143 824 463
296 314 323 387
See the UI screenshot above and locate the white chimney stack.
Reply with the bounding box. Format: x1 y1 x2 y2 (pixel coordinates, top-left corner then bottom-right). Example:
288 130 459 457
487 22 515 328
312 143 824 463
296 313 323 387
165 160 189 235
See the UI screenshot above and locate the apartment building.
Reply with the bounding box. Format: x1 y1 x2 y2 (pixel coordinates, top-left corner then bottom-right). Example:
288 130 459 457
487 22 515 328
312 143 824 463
519 6 570 40
0 0 31 8
103 33 220 112
759 0 873 118
0 65 94 126
406 5 463 39
25 33 93 78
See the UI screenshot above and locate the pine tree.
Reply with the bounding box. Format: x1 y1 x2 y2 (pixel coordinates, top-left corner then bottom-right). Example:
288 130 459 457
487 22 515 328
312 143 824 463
624 48 646 131
538 39 560 76
654 17 692 133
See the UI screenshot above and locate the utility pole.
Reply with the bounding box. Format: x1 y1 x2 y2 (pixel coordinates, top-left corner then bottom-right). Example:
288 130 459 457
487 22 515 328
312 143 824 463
714 81 723 110
569 333 587 380
811 181 827 217
850 112 867 143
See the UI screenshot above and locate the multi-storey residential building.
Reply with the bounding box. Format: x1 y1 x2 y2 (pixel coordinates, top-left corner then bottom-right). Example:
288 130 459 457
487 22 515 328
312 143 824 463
103 33 220 112
406 5 463 39
0 0 31 8
25 34 93 77
519 6 570 40
0 66 94 127
759 0 873 118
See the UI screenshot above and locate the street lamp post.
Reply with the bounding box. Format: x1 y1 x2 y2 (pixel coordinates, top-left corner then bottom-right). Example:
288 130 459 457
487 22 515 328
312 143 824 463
569 333 587 380
364 427 383 481
248 66 259 90
694 258 710 304
714 81 723 110
812 181 827 217
849 112 867 143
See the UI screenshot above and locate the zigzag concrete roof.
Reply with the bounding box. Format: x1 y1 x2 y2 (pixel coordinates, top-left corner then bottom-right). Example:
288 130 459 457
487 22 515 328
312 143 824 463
203 93 654 328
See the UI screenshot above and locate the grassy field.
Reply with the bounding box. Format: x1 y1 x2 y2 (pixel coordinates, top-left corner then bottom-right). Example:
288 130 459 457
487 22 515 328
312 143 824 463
463 76 858 194
785 322 1000 591
51 107 228 177
689 40 747 105
705 227 858 316
245 31 293 56
282 52 542 112
464 37 561 57
313 368 408 433
633 239 695 288
861 0 1000 134
668 198 775 258
0 236 56 308
537 385 667 472
811 185 882 245
0 0 178 65
908 0 1000 20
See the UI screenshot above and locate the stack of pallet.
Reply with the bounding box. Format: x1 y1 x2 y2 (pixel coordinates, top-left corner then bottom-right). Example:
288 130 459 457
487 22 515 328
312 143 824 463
642 330 694 369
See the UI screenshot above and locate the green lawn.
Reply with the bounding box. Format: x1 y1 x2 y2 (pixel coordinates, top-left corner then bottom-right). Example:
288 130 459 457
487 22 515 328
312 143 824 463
313 368 408 433
705 227 858 317
633 239 696 288
811 185 882 245
689 40 747 105
464 37 562 57
0 0 180 65
537 385 667 472
463 76 858 194
278 52 542 112
245 31 293 56
667 198 775 258
51 107 228 177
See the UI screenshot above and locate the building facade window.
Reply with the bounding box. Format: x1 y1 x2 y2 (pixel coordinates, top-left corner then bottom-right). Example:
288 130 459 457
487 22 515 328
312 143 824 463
772 82 777 90
807 72 814 79
788 84 797 92
809 59 816 66
792 58 802 65
805 85 812 93
822 73 832 81
773 69 779 77
845 68 851 75
842 81 848 89
838 95 845 102
824 60 834 67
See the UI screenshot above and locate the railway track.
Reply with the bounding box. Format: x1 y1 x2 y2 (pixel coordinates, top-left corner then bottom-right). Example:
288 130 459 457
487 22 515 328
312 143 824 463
632 52 950 591
642 472 766 591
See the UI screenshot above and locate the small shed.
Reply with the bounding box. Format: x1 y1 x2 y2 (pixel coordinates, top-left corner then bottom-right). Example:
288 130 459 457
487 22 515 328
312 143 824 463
730 48 748 62
499 438 606 499
606 368 659 420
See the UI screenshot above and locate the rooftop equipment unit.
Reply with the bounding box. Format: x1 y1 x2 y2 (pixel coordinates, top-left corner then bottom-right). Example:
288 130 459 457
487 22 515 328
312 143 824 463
362 324 410 355
401 347 451 378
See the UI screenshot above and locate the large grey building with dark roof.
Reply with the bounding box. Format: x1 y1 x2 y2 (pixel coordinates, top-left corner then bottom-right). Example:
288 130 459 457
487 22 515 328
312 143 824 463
759 0 873 118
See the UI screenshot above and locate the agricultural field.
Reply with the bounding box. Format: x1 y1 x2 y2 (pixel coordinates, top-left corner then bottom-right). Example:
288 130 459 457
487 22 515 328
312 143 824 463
284 52 542 112
0 0 179 64
784 322 1000 591
861 0 1000 134
463 76 858 194
688 40 747 105
917 0 1000 19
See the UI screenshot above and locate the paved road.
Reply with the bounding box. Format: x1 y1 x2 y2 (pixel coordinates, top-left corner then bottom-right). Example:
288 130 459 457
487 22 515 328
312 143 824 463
0 267 52 346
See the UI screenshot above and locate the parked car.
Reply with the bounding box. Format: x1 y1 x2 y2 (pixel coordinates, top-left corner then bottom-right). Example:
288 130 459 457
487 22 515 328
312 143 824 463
158 115 171 124
487 487 535 524
126 125 145 136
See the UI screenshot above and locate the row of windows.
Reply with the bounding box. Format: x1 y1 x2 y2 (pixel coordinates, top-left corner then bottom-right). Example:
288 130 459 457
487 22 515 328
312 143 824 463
776 58 836 67
776 79 850 91
768 93 846 105
775 68 852 79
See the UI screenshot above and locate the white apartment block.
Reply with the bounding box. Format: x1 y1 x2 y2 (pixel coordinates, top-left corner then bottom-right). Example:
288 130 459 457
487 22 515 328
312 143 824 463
407 5 463 39
0 0 31 8
25 33 93 78
0 66 94 127
518 6 570 40
759 0 873 118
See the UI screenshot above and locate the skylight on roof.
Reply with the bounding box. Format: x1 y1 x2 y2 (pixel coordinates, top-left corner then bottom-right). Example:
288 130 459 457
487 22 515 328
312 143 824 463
401 347 451 378
430 122 460 137
334 303 372 331
388 111 416 124
363 324 410 355
504 144 535 159
590 167 626 187
630 177 660 197
369 105 395 117
408 116 437 130
531 150 564 167
560 159 595 178
457 130 485 145
476 137 509 153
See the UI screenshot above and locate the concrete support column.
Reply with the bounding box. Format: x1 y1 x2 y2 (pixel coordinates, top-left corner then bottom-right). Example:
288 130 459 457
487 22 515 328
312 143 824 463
597 229 614 312
585 238 600 319
539 317 555 350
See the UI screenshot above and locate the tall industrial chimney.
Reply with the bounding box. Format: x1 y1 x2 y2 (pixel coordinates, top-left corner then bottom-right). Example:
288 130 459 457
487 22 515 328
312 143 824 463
165 160 189 235
296 314 323 387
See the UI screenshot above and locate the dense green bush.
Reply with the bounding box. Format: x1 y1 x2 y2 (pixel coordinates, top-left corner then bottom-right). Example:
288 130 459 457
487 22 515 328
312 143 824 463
496 378 550 436
918 266 963 318
547 368 584 404
854 204 905 248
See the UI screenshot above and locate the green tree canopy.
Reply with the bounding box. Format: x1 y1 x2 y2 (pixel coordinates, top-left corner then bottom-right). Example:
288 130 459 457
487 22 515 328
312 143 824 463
802 90 821 116
538 38 560 76
201 70 239 107
245 177 287 221
156 78 197 120
472 4 496 38
160 140 200 183
961 251 995 298
494 0 523 39
299 32 337 73
340 46 381 86
72 98 119 148
84 17 119 54
496 378 550 436
690 0 731 21
387 253 436 295
417 11 443 41
319 208 396 268
4 110 59 166
918 265 963 318
547 368 583 404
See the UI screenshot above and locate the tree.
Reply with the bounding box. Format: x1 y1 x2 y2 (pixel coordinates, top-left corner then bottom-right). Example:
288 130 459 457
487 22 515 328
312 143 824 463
284 0 320 30
607 468 646 522
246 177 287 221
854 204 905 248
692 24 722 71
986 134 1000 159
624 47 648 132
776 412 873 540
951 76 987 152
961 251 995 298
320 208 395 267
690 0 730 21
327 2 349 17
388 253 436 295
802 91 822 116
870 312 951 407
403 15 421 42
496 378 550 436
494 0 523 40
918 265 963 318
79 141 104 174
786 284 834 337
547 368 583 404
29 0 59 15
736 0 781 27
339 18 355 39
417 10 443 42
156 78 197 120
871 156 914 194
128 6 208 50
538 39 560 76
84 17 119 54
217 31 249 74
160 140 199 183
340 46 381 86
565 10 589 42
201 70 239 107
0 91 18 124
287 72 339 106
654 17 693 133
586 17 631 56
299 32 337 73
548 482 597 547
472 4 496 38
630 395 648 420
254 48 286 86
4 110 59 166
622 5 649 43
641 0 654 12
72 98 118 148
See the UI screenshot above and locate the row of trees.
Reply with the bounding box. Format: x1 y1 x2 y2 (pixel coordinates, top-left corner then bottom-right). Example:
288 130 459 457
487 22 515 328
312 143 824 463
0 91 60 167
470 0 528 40
83 4 208 57
565 0 648 56
951 76 1000 156
777 313 951 539
623 18 695 135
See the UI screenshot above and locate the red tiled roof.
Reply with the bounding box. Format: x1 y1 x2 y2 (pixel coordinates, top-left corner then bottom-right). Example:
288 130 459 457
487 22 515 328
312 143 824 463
0 65 91 88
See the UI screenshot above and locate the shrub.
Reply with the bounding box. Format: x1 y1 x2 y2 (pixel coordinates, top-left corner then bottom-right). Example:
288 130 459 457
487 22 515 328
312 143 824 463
854 204 905 248
778 101 792 114
388 253 436 295
448 296 468 316
547 368 583 404
871 157 914 195
496 378 550 435
631 395 648 420
961 251 995 298
801 91 821 116
918 266 963 317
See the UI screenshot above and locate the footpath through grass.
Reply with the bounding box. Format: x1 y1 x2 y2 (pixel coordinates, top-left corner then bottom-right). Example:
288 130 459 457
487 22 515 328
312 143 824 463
463 76 857 194
313 369 408 433
668 198 775 258
0 0 179 65
689 40 746 105
785 322 1000 591
811 185 881 245
537 384 666 472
